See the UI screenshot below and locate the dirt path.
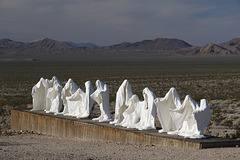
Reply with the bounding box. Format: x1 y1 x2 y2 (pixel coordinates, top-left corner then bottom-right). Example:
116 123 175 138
1 133 240 160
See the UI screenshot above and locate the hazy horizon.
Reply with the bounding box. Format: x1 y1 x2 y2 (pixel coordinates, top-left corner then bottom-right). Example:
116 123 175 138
1 0 240 46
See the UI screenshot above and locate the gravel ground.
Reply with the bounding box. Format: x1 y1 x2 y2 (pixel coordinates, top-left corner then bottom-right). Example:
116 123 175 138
1 133 240 160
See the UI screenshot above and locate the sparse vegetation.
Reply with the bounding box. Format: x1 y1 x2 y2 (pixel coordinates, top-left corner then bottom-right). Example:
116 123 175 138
211 108 226 125
1 59 240 138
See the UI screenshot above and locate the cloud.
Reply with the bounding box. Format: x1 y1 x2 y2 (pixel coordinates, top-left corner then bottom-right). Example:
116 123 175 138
0 0 239 46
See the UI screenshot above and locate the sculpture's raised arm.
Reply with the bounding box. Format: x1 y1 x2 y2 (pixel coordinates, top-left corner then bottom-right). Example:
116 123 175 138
176 98 211 138
154 87 182 133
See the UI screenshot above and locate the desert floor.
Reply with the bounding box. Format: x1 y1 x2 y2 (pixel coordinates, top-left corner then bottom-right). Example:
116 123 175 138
1 132 240 160
1 60 240 159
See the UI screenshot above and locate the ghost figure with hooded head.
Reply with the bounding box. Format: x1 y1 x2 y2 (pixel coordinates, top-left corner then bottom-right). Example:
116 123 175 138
169 96 211 139
132 87 157 130
118 94 142 128
31 76 59 111
76 81 95 118
110 79 133 125
61 78 78 115
45 77 63 114
154 87 182 133
65 81 95 118
90 80 112 122
155 87 211 139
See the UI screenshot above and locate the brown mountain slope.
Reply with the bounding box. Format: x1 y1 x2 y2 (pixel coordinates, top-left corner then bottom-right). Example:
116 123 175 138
1 38 240 60
219 38 240 54
0 39 25 55
176 38 240 56
199 43 234 55
0 38 88 56
104 38 192 50
0 39 24 49
19 38 76 55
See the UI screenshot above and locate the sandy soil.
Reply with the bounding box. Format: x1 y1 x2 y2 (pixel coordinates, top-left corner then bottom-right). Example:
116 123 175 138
0 132 240 160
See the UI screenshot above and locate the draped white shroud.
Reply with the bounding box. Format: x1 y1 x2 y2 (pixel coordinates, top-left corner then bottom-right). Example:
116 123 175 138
110 80 133 125
90 80 112 122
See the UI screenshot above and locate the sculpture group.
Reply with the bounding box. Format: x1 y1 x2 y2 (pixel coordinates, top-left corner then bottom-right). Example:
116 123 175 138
32 76 211 139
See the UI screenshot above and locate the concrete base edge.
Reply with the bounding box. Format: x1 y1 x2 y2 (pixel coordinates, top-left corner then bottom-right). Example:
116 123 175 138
11 109 240 150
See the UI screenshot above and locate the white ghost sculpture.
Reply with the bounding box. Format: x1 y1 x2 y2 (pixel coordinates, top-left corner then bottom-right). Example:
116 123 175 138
76 81 95 118
154 87 182 133
31 76 56 111
170 96 211 138
45 77 63 114
90 80 112 122
110 80 133 125
65 88 85 117
65 81 95 118
118 94 142 128
61 78 78 115
132 88 157 130
155 87 211 139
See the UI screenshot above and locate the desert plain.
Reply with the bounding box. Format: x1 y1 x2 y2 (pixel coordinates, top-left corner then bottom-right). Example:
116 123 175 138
1 57 240 159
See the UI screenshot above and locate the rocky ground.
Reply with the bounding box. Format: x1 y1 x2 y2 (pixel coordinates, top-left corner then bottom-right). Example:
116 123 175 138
1 60 240 159
0 131 240 160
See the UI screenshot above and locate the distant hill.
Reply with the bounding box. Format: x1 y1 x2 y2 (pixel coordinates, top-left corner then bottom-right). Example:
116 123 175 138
104 38 191 50
0 39 24 49
0 38 86 57
219 38 240 54
0 37 240 61
176 38 240 56
65 41 101 48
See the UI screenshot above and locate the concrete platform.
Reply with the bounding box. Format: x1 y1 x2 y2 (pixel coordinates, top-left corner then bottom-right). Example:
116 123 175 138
11 109 240 149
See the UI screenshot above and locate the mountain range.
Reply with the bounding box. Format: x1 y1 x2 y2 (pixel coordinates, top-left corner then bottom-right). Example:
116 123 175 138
0 37 240 61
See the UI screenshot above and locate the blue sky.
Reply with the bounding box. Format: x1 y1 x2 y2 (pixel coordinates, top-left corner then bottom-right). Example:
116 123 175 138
0 0 239 46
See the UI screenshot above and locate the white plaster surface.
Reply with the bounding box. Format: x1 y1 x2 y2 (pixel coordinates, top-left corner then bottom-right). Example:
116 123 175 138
61 78 78 115
76 81 95 118
118 94 142 128
110 80 133 125
90 80 112 122
119 87 156 130
31 76 55 111
172 97 211 138
155 88 182 133
133 87 156 130
45 77 63 114
31 77 211 139
155 87 211 139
